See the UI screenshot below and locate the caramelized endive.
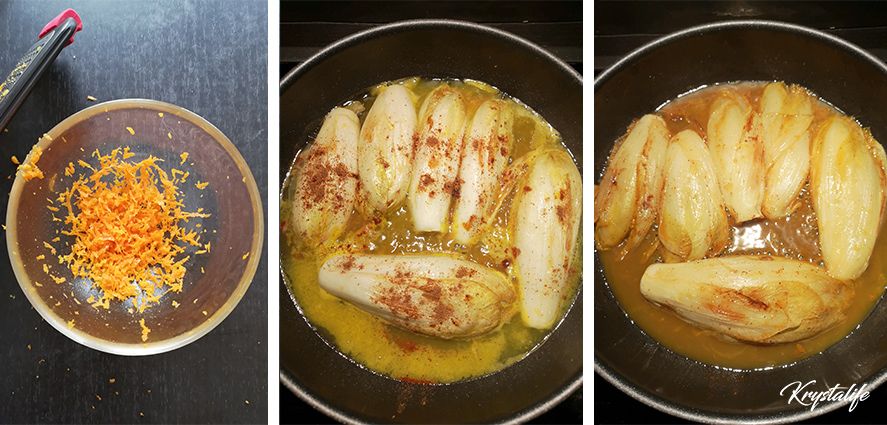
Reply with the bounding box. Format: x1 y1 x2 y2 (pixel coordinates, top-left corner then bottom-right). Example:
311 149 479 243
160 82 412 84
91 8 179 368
707 92 764 222
599 81 887 369
759 82 815 219
810 116 887 280
640 255 854 344
595 114 669 252
658 129 730 261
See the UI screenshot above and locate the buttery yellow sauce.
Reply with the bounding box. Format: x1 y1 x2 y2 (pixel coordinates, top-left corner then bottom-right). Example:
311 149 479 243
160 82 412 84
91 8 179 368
600 82 887 369
282 78 580 383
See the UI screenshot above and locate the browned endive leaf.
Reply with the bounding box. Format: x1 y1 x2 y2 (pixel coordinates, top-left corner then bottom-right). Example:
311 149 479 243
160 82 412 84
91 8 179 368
595 114 669 252
640 255 853 344
658 129 730 262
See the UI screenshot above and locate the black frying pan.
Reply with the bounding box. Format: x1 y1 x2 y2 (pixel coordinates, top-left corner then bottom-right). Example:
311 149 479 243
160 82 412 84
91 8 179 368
595 20 887 423
280 20 582 423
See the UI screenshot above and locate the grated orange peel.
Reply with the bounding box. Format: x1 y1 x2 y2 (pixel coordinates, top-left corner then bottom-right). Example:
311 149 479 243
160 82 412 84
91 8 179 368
56 147 210 312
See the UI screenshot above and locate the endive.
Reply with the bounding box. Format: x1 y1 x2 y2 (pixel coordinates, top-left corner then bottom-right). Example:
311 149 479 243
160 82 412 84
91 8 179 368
759 82 814 219
408 85 468 232
451 98 514 245
595 114 669 252
640 255 854 344
358 84 418 212
511 149 582 329
290 107 359 247
810 115 887 280
707 92 764 223
318 253 516 339
658 129 730 262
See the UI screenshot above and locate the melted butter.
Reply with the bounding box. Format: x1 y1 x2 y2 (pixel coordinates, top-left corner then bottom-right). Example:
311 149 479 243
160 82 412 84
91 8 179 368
600 82 887 369
282 78 579 382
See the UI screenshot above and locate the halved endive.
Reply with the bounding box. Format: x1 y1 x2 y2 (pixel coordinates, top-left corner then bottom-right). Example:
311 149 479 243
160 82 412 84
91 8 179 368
290 107 359 247
594 114 669 251
511 149 582 329
658 130 730 262
358 84 418 213
707 92 764 223
640 255 854 344
810 116 887 280
408 85 468 232
759 82 815 219
318 254 516 339
451 98 514 245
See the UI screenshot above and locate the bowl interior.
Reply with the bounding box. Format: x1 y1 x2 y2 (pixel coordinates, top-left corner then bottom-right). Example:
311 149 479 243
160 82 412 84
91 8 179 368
7 99 263 355
595 22 887 421
280 21 582 423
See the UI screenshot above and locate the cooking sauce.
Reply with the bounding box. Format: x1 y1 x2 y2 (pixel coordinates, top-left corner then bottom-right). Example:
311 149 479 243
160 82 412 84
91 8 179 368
599 82 887 369
282 78 581 382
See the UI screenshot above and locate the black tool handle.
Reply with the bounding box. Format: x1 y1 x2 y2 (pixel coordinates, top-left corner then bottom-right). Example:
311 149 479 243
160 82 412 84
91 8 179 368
0 17 79 132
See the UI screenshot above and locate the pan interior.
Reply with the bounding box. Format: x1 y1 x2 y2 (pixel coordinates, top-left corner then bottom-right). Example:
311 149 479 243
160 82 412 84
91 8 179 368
280 21 583 423
595 21 887 421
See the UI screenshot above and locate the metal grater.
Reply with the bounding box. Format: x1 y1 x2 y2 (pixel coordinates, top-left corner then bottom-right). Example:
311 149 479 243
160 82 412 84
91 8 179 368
0 9 82 131
0 36 50 102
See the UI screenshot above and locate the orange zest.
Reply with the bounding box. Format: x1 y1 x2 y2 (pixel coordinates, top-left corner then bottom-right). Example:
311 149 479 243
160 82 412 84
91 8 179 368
18 146 44 180
57 147 210 312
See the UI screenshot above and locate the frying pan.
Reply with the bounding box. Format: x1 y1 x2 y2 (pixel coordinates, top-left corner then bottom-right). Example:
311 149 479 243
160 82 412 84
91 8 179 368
595 21 887 422
280 20 582 423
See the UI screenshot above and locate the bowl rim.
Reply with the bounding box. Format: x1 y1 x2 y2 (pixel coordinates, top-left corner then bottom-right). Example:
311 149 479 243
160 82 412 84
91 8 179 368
593 19 887 423
279 18 582 424
6 98 265 356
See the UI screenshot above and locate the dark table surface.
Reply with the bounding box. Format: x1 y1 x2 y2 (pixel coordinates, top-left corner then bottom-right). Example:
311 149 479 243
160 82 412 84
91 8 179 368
279 1 581 423
594 1 886 424
0 1 268 423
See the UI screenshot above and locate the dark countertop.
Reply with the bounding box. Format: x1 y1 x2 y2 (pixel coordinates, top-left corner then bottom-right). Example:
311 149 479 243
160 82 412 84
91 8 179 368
594 2 886 423
279 1 581 423
0 1 268 423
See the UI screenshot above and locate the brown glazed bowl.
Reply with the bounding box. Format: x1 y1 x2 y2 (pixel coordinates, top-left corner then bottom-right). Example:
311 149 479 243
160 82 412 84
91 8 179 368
280 20 582 423
595 20 887 422
7 99 264 355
